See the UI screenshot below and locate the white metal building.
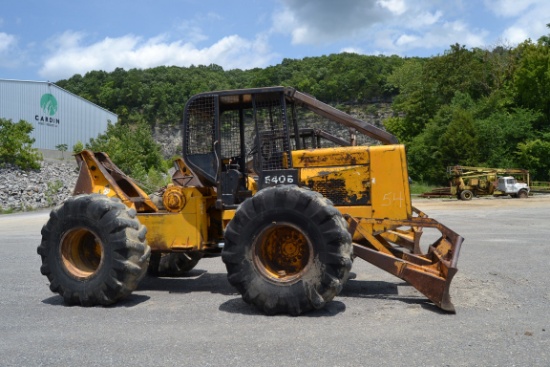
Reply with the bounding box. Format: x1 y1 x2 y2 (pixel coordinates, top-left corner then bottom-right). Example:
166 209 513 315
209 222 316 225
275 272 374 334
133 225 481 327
0 79 117 152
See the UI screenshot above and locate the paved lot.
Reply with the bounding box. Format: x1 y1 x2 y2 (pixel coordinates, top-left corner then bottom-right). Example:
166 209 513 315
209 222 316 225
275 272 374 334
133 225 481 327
1 196 549 366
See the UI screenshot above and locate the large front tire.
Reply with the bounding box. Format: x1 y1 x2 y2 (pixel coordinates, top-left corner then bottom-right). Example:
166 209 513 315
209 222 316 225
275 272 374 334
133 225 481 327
37 194 151 306
222 186 352 315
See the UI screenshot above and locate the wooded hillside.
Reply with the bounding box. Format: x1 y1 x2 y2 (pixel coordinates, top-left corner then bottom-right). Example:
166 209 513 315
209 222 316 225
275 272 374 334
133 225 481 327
56 29 550 183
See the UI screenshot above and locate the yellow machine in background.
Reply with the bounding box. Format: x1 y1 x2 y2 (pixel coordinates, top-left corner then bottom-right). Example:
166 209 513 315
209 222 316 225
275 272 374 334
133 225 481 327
38 87 463 315
422 165 530 200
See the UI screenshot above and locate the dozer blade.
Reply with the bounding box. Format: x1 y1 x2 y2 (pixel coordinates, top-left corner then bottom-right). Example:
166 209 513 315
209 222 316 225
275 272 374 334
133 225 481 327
346 213 463 312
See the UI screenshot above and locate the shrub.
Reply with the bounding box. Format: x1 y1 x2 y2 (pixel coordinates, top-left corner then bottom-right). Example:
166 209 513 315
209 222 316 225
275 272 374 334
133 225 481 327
85 120 169 192
0 118 42 170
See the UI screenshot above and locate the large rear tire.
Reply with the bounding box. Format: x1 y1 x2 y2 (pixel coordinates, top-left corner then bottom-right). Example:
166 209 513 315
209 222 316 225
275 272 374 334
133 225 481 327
37 194 151 306
222 185 352 315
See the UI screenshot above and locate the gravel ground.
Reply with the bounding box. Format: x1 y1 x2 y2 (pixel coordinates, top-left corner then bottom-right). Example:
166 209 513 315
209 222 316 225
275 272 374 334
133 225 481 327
0 195 549 366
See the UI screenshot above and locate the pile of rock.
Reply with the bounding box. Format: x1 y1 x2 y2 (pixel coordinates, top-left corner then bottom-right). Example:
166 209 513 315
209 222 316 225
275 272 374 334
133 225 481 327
153 125 183 158
0 161 79 212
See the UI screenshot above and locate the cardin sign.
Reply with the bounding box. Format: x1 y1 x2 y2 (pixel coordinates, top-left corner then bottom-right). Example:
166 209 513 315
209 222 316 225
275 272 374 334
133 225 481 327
35 93 60 127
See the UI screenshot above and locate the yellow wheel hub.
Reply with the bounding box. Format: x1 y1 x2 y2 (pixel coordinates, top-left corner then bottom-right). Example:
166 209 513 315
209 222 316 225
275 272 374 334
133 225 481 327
253 222 312 283
60 227 104 280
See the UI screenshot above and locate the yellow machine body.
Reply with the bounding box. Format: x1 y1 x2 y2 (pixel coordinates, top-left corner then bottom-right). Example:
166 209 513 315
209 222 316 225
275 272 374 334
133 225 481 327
138 187 214 251
74 151 218 252
70 87 463 312
294 145 411 222
74 144 411 250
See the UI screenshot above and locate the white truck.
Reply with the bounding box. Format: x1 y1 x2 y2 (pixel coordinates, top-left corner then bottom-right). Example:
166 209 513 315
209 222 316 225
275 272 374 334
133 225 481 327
430 166 532 200
496 176 530 198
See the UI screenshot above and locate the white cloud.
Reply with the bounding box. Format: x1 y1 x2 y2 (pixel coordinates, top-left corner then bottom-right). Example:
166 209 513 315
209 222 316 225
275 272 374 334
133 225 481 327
274 0 490 55
367 20 487 56
395 34 418 47
0 32 16 52
0 32 20 68
340 46 365 54
38 31 277 80
273 0 387 45
176 20 208 44
484 0 550 44
377 0 407 15
388 20 487 51
502 27 529 45
483 0 540 18
408 10 442 28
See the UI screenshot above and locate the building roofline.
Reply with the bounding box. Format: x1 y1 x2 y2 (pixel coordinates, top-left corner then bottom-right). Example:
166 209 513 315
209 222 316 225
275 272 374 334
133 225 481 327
0 78 118 118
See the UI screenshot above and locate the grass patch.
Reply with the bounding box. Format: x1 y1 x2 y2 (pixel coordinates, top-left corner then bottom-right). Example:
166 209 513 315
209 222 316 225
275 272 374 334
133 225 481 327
46 180 64 205
0 207 15 215
409 182 437 196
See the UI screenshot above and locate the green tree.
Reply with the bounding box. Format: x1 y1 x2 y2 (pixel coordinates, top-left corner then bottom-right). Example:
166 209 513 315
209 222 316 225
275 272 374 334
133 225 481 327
474 107 538 167
386 58 437 142
56 53 404 127
86 119 168 191
55 144 68 152
406 94 478 184
425 44 491 104
439 108 478 167
511 40 550 128
406 119 447 184
0 118 42 170
537 23 550 47
55 143 68 160
72 141 84 154
516 137 550 180
51 42 550 186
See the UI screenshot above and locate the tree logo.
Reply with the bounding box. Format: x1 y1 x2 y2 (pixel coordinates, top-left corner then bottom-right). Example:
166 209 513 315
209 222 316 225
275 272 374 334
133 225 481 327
40 93 58 116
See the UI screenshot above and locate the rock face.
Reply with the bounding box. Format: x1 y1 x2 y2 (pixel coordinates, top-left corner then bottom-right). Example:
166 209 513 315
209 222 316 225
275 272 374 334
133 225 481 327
0 161 79 212
154 125 183 159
